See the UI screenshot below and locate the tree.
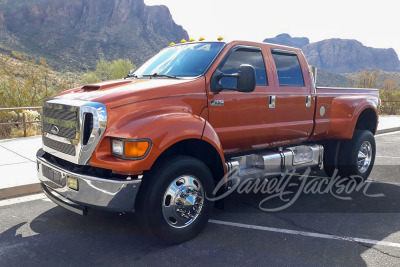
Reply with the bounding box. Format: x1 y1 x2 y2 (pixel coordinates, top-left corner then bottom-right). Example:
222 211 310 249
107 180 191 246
82 59 136 84
352 69 380 88
382 79 397 91
0 52 68 107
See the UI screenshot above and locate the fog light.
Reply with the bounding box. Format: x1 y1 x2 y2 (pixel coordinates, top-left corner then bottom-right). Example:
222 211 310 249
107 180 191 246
68 177 79 191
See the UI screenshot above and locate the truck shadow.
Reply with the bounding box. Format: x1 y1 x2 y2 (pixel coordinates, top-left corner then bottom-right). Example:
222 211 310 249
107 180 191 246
1 167 399 266
220 167 400 213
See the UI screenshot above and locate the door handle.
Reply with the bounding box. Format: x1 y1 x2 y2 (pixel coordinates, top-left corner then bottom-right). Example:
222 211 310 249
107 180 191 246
269 95 276 109
306 95 312 107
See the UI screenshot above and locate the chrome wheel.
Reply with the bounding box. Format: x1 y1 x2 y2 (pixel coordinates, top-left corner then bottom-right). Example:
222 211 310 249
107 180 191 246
162 175 204 228
358 141 372 173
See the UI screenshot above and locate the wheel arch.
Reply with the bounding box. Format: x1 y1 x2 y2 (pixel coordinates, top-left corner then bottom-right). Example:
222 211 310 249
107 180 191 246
354 107 378 135
149 138 225 185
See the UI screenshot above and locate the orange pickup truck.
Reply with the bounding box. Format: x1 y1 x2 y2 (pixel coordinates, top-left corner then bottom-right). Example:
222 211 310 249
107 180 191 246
37 40 379 243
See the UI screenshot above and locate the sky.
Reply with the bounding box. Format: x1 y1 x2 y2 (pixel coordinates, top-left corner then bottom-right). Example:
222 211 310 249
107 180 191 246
144 0 400 56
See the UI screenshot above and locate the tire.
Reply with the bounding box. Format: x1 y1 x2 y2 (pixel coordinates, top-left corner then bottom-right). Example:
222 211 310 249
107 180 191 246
337 130 376 180
136 155 214 244
323 141 338 178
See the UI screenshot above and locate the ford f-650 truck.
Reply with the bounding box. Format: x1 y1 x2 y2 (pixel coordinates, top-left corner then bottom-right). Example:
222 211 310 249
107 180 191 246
37 40 379 243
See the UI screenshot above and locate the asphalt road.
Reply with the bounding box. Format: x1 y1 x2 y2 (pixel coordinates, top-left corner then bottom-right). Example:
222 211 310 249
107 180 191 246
1 132 400 266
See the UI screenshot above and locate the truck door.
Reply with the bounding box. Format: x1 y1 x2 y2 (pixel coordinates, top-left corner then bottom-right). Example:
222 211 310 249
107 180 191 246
208 45 277 153
269 49 315 146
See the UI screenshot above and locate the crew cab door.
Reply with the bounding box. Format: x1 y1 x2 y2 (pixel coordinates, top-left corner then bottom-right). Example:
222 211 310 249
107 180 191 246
208 45 277 153
269 49 315 145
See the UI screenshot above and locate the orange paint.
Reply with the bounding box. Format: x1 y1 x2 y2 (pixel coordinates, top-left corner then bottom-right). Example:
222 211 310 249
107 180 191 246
52 41 379 175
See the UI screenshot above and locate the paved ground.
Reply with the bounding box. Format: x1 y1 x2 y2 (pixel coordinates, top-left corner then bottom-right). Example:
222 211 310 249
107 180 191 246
0 131 399 266
0 136 41 189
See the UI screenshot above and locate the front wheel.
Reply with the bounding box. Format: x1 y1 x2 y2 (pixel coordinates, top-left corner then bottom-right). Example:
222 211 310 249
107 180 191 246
136 155 214 243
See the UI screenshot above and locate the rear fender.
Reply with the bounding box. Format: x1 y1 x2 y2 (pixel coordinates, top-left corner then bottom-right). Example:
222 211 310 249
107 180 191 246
328 96 378 139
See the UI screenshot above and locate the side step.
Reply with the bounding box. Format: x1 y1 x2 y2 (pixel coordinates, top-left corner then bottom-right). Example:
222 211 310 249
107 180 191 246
225 144 324 178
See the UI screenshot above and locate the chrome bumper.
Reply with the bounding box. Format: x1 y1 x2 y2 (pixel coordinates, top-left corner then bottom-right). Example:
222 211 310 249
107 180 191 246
36 149 141 214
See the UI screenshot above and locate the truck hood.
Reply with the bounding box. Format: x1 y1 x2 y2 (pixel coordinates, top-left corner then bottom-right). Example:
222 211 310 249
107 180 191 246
55 78 205 108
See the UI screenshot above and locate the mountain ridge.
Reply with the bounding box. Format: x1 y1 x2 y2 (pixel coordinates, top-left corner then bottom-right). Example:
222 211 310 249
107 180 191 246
0 0 188 71
264 34 400 73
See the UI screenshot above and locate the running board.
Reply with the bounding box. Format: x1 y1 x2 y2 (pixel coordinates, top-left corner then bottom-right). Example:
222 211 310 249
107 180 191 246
225 144 324 178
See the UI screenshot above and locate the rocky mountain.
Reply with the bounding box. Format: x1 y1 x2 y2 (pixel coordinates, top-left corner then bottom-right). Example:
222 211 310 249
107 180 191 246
264 34 400 73
0 0 188 71
303 39 400 73
263 33 310 49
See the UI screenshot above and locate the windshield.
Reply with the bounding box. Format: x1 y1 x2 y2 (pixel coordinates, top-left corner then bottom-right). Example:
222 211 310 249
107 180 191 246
134 42 225 77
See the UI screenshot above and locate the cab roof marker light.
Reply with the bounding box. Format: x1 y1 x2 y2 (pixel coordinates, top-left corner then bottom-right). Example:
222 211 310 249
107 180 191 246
180 39 187 43
199 37 205 41
217 36 223 41
170 42 175 46
189 38 195 42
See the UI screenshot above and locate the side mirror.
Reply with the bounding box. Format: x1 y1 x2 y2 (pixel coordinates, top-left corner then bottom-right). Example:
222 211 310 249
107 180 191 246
211 64 256 93
236 64 256 92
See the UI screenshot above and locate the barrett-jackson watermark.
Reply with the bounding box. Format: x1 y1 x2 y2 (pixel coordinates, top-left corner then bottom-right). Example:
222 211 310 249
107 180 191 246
207 168 384 212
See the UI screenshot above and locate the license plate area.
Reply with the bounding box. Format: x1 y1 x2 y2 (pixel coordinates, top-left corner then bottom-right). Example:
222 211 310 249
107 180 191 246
42 165 66 187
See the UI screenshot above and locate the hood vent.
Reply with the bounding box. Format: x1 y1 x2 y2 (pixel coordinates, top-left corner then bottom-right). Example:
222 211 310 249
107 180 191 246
82 85 100 90
82 80 132 91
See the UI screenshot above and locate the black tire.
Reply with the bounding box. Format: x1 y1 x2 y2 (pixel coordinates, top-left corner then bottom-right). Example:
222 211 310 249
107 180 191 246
337 130 376 180
323 141 338 178
136 155 214 244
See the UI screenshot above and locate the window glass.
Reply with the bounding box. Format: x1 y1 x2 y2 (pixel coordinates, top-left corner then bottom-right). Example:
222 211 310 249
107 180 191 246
220 49 268 88
271 52 304 86
134 42 225 77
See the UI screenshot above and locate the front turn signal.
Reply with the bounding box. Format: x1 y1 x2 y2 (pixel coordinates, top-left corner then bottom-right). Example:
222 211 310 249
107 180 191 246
124 141 150 158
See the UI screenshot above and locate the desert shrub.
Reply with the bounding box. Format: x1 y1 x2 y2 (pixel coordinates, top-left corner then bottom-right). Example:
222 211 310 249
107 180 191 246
379 90 400 115
0 109 42 139
82 59 136 84
0 52 68 107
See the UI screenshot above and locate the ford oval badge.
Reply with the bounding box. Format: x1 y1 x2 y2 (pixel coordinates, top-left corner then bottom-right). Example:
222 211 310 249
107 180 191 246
50 125 60 135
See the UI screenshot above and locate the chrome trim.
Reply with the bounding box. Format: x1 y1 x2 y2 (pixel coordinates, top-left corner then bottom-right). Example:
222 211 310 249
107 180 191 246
358 141 372 173
225 160 239 174
225 144 324 178
37 149 141 212
162 175 204 228
210 100 224 106
269 95 276 109
41 184 87 215
42 98 107 165
306 95 312 107
309 65 317 92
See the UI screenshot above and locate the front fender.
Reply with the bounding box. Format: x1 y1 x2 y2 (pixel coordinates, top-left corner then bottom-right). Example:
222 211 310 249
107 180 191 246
89 112 225 174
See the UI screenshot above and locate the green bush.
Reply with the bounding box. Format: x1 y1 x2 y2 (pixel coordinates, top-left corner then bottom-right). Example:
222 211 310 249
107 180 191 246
82 59 136 84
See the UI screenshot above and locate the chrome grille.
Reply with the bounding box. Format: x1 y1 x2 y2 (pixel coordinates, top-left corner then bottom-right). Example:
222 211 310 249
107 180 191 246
43 106 77 122
43 136 76 156
42 122 76 139
41 99 107 165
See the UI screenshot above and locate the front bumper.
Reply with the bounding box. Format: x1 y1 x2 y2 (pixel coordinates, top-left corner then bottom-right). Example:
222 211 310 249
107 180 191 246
36 149 141 214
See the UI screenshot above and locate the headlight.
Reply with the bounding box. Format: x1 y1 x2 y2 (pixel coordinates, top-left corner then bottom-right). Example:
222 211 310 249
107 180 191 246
111 138 151 159
111 139 124 156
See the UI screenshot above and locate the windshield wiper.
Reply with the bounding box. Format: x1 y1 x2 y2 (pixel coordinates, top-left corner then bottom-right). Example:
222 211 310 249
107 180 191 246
142 73 178 79
125 73 138 79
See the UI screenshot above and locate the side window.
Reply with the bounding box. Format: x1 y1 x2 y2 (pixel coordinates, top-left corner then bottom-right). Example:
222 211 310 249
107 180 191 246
220 49 268 88
271 51 304 86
